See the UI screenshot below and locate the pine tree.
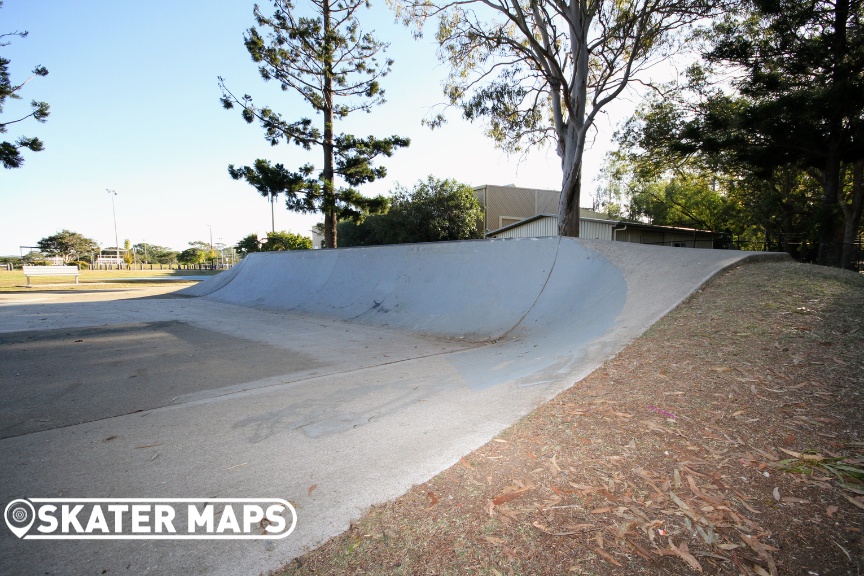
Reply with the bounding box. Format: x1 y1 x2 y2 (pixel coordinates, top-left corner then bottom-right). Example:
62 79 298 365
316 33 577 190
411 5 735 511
220 0 409 248
0 1 50 169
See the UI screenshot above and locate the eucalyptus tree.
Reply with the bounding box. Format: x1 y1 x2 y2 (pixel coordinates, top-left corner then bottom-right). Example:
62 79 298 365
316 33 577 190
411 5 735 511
396 0 717 236
220 0 409 248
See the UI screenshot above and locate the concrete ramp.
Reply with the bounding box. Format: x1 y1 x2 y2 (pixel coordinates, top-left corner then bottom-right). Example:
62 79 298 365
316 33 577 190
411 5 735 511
184 236 774 390
0 238 785 576
184 237 625 342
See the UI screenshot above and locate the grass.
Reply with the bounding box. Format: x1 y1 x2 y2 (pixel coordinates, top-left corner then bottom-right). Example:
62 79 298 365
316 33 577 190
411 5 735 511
0 268 221 291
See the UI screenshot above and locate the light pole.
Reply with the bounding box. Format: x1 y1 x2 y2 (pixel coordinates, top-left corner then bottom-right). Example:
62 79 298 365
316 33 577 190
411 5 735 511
106 189 119 267
207 224 214 269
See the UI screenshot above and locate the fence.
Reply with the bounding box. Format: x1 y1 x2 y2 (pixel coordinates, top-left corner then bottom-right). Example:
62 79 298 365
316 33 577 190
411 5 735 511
89 262 235 271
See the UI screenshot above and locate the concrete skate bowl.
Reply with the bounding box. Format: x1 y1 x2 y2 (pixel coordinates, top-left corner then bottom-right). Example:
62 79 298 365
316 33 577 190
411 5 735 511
182 237 780 392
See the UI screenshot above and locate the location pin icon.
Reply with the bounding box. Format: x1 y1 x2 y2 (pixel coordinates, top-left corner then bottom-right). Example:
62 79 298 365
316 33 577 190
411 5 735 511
4 499 35 538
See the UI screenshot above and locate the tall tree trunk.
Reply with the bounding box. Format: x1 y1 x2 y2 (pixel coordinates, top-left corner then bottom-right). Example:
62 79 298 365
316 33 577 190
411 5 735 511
839 160 864 269
818 151 842 265
558 159 582 237
322 0 337 249
818 0 850 266
558 124 587 237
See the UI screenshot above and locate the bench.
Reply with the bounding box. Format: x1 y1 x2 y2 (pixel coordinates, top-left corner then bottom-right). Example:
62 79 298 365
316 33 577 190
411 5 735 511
22 265 80 286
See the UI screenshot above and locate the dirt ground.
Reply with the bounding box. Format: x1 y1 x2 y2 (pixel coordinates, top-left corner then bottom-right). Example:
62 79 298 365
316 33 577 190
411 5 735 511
277 260 864 576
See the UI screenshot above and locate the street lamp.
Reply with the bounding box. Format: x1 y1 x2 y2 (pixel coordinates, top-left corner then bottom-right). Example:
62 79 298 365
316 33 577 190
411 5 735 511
106 189 119 267
207 224 214 269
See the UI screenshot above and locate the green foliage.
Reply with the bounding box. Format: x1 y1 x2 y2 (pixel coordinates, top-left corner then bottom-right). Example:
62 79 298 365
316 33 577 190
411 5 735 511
600 97 828 253
336 214 394 246
389 177 484 243
620 0 864 265
0 255 22 268
131 243 179 264
339 176 483 246
263 231 312 251
236 231 313 254
235 234 263 256
220 0 409 247
178 241 218 265
0 1 50 169
177 247 206 265
36 230 99 263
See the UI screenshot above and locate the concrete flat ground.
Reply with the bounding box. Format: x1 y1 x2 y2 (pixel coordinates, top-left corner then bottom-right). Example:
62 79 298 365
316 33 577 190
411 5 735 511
0 238 785 576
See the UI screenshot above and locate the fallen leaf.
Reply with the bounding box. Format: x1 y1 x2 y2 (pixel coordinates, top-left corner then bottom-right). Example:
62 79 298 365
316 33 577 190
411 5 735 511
492 489 529 506
669 538 703 572
626 538 656 561
800 453 825 461
590 507 612 514
778 447 802 458
426 491 439 508
782 433 796 445
773 487 781 501
827 505 839 517
840 493 864 510
740 534 779 575
484 536 506 545
307 484 317 496
532 521 597 536
134 443 162 449
593 548 622 567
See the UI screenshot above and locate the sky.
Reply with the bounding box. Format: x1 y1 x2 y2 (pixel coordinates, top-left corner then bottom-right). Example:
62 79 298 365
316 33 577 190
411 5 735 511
0 0 639 256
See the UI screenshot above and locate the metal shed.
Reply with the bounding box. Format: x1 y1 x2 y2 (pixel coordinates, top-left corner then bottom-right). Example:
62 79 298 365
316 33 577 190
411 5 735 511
487 214 718 249
487 214 616 240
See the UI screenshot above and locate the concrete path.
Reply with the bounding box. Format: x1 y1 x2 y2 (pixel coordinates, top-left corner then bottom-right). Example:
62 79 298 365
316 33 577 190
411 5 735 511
0 238 784 575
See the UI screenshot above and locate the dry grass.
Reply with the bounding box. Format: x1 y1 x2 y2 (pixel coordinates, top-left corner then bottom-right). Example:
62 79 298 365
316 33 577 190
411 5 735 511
0 269 217 291
276 261 864 576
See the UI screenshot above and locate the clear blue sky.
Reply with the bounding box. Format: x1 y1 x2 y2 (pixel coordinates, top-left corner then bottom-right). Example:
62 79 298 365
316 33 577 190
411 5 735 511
1 0 627 256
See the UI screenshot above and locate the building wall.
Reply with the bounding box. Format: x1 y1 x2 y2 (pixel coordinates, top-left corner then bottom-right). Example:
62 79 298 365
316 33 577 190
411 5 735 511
489 216 559 238
489 217 616 240
614 228 714 248
475 185 563 232
580 219 614 241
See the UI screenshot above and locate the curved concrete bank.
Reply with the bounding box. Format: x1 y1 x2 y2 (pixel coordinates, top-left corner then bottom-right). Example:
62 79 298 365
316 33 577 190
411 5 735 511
0 238 787 576
184 236 781 389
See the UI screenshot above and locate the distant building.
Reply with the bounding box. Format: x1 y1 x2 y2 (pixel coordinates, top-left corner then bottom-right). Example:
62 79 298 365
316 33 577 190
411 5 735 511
476 185 718 249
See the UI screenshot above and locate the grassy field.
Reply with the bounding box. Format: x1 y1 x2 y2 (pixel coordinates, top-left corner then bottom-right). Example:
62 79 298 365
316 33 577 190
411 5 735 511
0 268 222 291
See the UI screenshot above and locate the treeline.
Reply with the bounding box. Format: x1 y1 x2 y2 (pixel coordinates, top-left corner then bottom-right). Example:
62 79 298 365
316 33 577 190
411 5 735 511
597 0 864 268
334 177 483 247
